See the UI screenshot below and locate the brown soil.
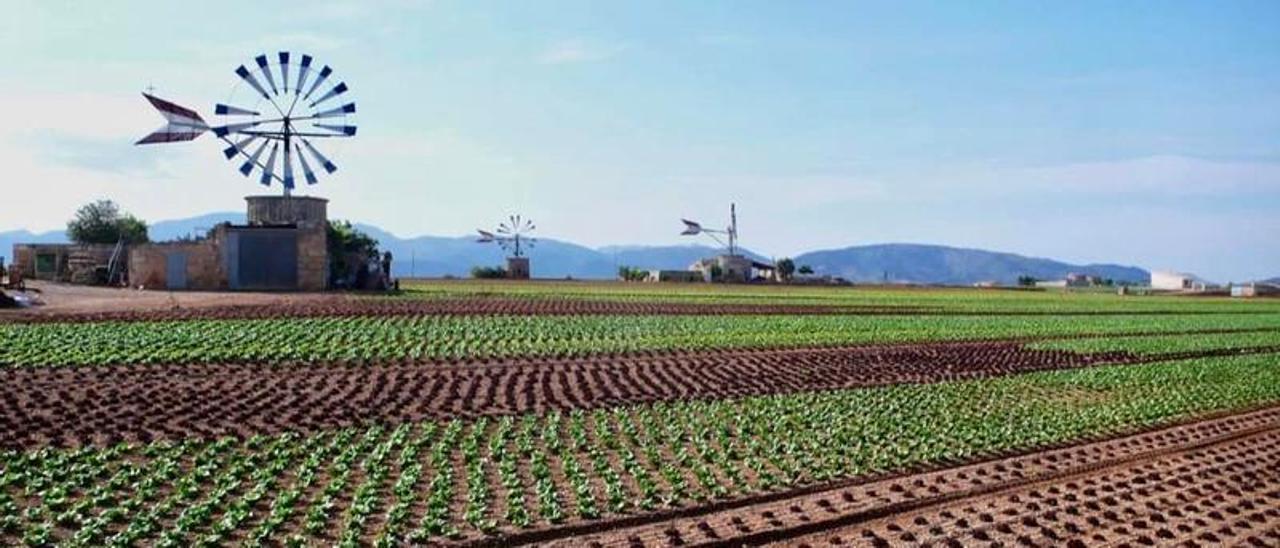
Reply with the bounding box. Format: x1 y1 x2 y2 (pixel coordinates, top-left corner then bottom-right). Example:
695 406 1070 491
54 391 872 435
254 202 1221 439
6 338 1274 450
0 282 1266 324
532 404 1280 547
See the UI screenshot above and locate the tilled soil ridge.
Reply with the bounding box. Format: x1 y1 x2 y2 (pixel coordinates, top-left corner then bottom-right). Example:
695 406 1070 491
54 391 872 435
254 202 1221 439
531 404 1280 547
5 339 1275 449
0 297 927 324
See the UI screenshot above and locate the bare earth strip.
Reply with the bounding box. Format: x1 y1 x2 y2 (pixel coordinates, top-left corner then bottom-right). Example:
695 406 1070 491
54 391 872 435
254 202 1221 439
2 284 1270 324
4 337 1276 449
536 404 1280 547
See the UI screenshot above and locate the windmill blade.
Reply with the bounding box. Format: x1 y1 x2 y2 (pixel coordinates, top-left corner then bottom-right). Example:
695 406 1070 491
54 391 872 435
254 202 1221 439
314 103 356 118
135 93 208 144
295 143 318 185
309 82 348 108
215 103 260 116
304 66 333 100
680 219 703 235
222 135 257 159
278 51 290 93
255 54 279 95
314 124 357 136
282 141 295 189
239 140 269 176
235 65 271 100
296 55 314 97
300 138 337 173
260 142 280 185
212 121 261 138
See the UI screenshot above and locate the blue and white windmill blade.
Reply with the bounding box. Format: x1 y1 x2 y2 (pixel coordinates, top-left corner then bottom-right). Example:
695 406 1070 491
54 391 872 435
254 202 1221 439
255 55 278 95
296 55 314 97
300 138 337 173
314 124 357 136
235 65 271 99
260 143 280 185
305 66 333 100
309 82 348 108
222 135 257 159
212 121 262 138
313 103 356 118
278 52 291 93
295 143 319 185
215 103 260 116
240 140 270 176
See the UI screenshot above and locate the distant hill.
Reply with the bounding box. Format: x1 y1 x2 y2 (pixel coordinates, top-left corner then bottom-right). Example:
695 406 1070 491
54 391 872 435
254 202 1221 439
795 243 1149 285
4 214 1151 284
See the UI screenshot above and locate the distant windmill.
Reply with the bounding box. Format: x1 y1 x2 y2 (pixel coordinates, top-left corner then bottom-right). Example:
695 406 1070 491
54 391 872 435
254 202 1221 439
136 51 357 197
477 215 537 279
681 203 739 256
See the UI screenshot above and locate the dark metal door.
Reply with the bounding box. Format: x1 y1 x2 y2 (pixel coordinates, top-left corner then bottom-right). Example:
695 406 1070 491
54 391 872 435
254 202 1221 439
237 231 297 290
165 252 187 290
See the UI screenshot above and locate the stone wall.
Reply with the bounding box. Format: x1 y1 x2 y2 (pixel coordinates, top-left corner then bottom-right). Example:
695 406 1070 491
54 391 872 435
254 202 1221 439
245 196 328 226
128 235 225 290
297 224 327 290
11 243 118 282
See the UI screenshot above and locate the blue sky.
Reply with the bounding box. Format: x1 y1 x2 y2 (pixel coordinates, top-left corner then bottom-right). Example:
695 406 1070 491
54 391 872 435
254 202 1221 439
2 1 1278 280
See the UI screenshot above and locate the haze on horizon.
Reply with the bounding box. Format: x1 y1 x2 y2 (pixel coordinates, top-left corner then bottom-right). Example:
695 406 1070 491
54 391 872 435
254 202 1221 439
1 1 1277 281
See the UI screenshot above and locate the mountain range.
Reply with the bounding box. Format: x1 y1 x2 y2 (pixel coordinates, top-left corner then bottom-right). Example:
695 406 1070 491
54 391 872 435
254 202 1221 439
1 212 1159 285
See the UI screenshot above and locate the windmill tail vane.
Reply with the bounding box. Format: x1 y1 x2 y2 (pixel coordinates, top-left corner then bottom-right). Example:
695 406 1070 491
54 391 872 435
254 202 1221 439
134 51 357 196
136 93 208 144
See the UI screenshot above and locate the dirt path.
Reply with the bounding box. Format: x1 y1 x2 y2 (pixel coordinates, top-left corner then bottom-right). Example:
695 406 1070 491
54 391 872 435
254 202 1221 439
535 404 1280 547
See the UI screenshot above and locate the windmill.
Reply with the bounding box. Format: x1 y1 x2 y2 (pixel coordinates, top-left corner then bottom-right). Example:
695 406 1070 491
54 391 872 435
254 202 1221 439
680 203 739 256
136 51 356 197
476 215 537 279
680 203 769 283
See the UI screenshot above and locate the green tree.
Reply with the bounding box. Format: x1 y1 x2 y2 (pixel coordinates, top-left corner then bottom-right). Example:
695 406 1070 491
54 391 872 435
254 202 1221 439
1017 275 1038 287
776 258 796 281
618 265 648 281
470 265 508 279
327 220 380 286
797 265 814 275
66 200 149 244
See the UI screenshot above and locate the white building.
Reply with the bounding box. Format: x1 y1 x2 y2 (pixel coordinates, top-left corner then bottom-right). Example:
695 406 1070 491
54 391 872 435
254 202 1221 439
1151 270 1210 291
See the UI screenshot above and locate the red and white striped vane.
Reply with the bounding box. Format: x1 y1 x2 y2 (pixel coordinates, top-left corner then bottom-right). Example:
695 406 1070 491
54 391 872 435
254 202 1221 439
136 51 356 196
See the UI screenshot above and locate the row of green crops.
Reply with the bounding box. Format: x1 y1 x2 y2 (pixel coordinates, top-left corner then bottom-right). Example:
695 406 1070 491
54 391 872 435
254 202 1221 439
396 280 1280 314
4 352 1279 545
4 313 1280 367
1032 329 1280 355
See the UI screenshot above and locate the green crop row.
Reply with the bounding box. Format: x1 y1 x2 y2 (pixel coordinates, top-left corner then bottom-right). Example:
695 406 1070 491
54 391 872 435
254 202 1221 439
3 313 1280 367
397 279 1280 314
1031 329 1280 355
3 352 1278 544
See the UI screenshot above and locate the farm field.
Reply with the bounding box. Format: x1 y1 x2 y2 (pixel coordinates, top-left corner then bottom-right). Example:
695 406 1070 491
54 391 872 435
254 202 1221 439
1 283 1278 546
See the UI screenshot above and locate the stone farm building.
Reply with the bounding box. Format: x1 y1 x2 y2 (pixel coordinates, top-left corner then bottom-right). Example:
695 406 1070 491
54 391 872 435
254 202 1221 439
12 196 328 291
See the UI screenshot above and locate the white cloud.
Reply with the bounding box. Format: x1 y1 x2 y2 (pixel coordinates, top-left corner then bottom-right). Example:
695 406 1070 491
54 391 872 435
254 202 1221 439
535 39 626 65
